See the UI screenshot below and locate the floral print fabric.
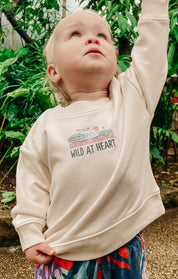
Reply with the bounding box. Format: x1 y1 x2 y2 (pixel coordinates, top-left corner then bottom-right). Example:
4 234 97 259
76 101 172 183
34 233 147 279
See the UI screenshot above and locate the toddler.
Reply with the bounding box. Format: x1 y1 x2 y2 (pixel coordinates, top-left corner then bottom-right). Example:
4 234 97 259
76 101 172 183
12 0 169 278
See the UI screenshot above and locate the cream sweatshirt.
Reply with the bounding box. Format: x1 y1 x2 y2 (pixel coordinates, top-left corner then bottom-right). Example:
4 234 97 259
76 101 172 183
12 0 169 261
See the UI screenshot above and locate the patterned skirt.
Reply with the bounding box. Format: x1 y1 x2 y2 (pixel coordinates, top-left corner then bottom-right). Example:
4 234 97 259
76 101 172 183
34 232 147 279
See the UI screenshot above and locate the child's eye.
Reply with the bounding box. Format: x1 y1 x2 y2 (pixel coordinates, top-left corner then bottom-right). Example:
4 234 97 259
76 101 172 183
70 32 81 38
97 33 107 40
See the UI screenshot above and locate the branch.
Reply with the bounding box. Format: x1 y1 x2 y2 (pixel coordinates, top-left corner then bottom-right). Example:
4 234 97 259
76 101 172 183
138 0 142 14
2 2 33 45
62 0 66 17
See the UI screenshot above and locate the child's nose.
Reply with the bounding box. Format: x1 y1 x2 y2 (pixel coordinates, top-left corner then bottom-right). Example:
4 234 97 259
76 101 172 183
86 38 100 45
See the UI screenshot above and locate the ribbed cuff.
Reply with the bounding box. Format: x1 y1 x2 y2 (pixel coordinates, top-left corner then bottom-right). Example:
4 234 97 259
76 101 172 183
16 223 45 251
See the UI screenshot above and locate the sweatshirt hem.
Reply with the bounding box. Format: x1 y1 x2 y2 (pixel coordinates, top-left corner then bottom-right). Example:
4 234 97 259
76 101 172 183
50 192 165 261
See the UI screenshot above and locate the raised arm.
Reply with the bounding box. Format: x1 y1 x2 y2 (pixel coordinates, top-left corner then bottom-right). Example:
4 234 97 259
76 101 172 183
125 0 169 116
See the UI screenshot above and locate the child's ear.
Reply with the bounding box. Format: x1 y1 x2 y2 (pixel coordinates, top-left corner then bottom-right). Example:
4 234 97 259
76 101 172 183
47 64 61 83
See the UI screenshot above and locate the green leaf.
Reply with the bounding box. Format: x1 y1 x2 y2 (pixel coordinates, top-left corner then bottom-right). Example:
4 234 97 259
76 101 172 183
119 54 132 63
1 191 16 204
0 89 29 112
152 126 158 140
6 103 19 122
97 0 105 10
118 60 129 72
7 89 29 98
36 89 57 108
126 12 137 28
169 131 178 143
4 131 25 143
150 145 164 163
9 146 20 158
10 118 31 128
115 12 128 35
14 48 29 57
168 42 176 67
174 25 178 43
0 57 18 77
170 14 178 30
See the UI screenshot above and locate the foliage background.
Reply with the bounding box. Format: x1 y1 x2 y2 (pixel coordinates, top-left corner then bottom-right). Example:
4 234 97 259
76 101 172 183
0 0 177 198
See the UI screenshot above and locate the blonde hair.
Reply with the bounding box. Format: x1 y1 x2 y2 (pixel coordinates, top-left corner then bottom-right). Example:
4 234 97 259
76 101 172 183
44 31 71 104
44 9 118 103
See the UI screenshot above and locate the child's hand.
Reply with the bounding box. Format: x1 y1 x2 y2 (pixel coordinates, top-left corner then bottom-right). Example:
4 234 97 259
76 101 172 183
25 242 56 264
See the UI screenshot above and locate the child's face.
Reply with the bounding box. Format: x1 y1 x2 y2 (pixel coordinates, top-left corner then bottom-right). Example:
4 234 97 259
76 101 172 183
48 11 118 96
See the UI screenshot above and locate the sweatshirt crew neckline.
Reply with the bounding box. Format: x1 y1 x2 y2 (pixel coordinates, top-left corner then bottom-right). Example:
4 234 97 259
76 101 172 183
58 96 110 116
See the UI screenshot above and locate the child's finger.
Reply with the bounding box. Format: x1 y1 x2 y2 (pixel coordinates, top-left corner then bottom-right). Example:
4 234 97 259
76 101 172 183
36 242 55 256
34 252 54 265
25 242 56 264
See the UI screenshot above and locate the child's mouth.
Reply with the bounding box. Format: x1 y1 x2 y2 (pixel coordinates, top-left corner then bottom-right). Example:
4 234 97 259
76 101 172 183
85 48 104 56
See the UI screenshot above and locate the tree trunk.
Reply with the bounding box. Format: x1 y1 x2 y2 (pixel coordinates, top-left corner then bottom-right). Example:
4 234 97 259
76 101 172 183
62 0 66 17
3 8 33 44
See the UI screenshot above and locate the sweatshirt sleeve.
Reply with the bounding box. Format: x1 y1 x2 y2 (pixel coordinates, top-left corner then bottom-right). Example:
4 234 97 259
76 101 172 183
124 0 169 116
11 126 51 251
